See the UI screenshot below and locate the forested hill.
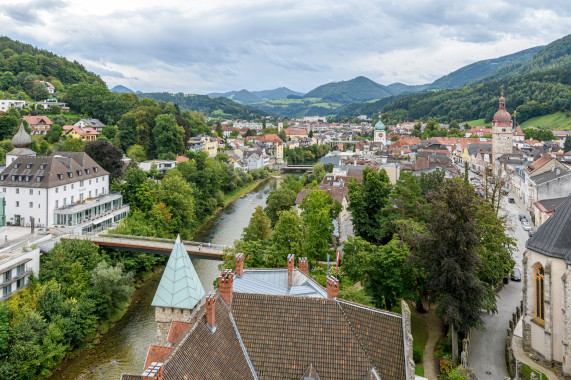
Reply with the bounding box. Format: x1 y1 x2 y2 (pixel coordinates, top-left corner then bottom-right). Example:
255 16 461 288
303 76 394 103
380 66 570 124
472 34 571 84
139 92 268 118
426 46 542 90
0 36 103 85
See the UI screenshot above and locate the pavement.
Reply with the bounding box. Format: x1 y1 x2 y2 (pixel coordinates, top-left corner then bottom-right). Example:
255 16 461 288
467 170 530 379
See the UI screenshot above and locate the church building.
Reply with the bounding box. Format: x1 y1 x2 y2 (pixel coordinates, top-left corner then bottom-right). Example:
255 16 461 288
374 117 387 146
491 92 514 161
522 194 571 375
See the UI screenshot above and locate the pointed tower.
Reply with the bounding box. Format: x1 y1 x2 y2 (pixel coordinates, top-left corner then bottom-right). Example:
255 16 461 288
152 235 206 344
6 123 36 165
374 115 386 145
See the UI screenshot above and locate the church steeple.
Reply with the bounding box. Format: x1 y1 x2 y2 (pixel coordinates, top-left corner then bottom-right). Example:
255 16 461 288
12 122 32 148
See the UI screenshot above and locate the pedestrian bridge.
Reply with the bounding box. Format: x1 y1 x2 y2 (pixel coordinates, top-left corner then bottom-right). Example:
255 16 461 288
62 234 227 260
281 165 314 171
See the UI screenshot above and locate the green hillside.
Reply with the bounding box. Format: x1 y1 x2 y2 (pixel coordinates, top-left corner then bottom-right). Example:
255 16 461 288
472 34 571 83
427 46 542 90
253 87 304 100
251 97 338 118
0 36 104 87
140 92 267 118
303 76 393 103
520 112 571 130
228 89 263 104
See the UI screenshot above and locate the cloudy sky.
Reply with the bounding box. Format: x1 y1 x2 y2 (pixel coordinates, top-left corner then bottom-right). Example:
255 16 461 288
0 0 569 94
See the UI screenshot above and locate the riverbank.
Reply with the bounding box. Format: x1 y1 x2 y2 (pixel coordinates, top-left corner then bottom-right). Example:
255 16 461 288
194 174 275 237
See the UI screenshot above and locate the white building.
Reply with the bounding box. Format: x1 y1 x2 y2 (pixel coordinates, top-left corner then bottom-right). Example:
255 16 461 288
0 124 129 234
139 160 177 175
74 118 106 132
233 121 263 130
0 100 26 113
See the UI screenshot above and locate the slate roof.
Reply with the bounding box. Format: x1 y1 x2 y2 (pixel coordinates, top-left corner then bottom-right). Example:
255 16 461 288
0 152 108 188
530 168 571 185
526 194 571 264
534 197 567 213
151 235 206 309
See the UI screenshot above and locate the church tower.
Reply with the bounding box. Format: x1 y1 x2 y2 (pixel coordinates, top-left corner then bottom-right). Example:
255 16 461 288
374 116 386 145
492 92 514 161
151 235 206 345
6 123 36 165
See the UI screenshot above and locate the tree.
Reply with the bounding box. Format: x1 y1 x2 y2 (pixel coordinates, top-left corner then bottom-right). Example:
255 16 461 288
565 135 571 153
152 114 185 157
156 170 196 239
126 144 146 162
300 190 341 262
482 162 511 215
268 209 303 267
242 206 272 242
412 179 488 365
56 137 85 152
418 168 446 195
89 261 133 320
347 168 392 244
343 236 421 310
264 186 297 227
84 140 124 180
101 125 117 140
29 82 49 101
117 112 137 152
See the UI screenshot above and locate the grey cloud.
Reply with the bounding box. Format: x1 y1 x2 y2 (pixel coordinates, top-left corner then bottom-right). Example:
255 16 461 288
1 0 67 25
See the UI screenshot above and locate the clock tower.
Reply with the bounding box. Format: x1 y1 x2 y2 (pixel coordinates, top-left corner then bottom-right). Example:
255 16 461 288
492 92 513 161
374 117 386 145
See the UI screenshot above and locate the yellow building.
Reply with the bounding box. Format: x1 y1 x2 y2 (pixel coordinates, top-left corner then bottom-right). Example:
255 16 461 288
63 125 99 141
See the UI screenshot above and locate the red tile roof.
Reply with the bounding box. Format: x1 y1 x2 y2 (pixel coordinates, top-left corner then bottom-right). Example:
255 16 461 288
22 115 52 126
144 345 173 370
527 154 553 174
167 321 192 344
63 125 99 136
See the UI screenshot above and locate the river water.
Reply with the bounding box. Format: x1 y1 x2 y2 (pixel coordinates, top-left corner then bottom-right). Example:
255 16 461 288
49 177 281 380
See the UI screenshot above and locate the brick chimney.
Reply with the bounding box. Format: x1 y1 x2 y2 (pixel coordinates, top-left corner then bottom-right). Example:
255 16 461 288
287 254 295 287
326 276 339 299
219 269 234 307
299 257 308 274
235 253 244 277
206 293 216 331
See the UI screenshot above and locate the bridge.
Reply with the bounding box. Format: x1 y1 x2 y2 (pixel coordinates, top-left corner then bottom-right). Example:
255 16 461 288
62 234 227 260
281 164 314 171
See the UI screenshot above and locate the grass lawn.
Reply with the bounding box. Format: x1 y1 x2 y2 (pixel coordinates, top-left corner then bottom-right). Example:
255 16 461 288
521 363 550 380
463 118 491 127
411 308 429 377
520 112 571 130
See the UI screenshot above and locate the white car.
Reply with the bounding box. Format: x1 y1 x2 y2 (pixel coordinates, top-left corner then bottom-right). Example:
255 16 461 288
522 221 532 231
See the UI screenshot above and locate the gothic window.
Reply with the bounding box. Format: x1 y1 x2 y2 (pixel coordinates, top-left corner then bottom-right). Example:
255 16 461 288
535 265 545 322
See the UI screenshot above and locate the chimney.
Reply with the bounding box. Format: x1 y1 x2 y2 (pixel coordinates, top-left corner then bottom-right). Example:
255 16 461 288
287 254 295 287
299 257 308 274
235 253 244 277
326 276 339 299
206 293 216 331
219 270 234 307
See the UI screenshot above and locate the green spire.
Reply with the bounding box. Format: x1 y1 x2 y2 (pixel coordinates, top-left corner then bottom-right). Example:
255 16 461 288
375 115 385 130
151 235 206 310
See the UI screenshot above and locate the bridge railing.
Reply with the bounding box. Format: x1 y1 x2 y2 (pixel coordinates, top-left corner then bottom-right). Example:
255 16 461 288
72 232 232 251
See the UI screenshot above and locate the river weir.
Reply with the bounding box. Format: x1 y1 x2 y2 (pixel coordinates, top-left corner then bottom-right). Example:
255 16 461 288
49 176 281 379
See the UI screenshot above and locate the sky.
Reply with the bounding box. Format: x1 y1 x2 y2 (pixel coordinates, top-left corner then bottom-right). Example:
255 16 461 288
0 0 569 94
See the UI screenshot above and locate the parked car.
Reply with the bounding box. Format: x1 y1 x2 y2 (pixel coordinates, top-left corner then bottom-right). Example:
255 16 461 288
519 214 526 221
511 268 522 281
508 198 515 203
522 221 532 231
528 231 535 237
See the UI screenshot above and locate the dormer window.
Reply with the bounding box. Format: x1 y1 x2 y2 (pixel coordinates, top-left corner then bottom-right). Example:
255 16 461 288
68 172 73 178
40 164 47 170
14 163 20 169
26 164 33 169
0 175 6 181
11 175 16 181
36 176 42 182
93 167 98 173
57 173 63 180
85 168 90 174
25 176 31 182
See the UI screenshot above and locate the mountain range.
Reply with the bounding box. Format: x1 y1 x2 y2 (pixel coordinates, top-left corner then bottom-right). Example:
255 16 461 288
207 87 304 103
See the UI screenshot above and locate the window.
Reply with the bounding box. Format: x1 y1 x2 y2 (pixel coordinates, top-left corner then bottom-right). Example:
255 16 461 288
94 167 98 173
0 175 6 181
96 178 98 183
63 198 67 206
15 188 19 194
95 189 98 196
80 180 84 187
15 201 19 207
71 196 74 203
58 173 63 180
535 265 545 322
2 188 4 193
63 185 66 191
14 163 20 169
89 180 91 185
2 285 10 297
55 200 58 208
40 164 47 170
68 172 73 178
26 163 32 169
29 202 33 208
85 168 90 174
3 270 11 282
37 203 40 208
16 264 24 275
77 170 82 176
55 187 58 193
11 175 16 181
71 184 74 189
36 176 42 182
16 279 23 290
29 189 33 195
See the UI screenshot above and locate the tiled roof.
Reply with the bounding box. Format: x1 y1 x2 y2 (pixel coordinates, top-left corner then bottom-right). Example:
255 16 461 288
22 115 52 126
151 235 206 309
526 154 552 173
120 375 142 380
231 293 406 379
526 195 571 264
0 152 108 188
162 298 255 380
167 321 193 345
144 345 173 370
530 168 571 185
63 125 99 135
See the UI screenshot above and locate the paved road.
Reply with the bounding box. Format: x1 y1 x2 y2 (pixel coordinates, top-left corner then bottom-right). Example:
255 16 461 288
469 186 530 379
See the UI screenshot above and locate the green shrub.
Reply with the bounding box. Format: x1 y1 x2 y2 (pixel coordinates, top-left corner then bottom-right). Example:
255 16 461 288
413 347 423 363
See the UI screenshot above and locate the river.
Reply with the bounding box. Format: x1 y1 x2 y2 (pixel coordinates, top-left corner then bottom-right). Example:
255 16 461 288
49 176 282 379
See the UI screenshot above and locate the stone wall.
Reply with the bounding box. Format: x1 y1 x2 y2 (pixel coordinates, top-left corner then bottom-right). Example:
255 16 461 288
506 301 524 377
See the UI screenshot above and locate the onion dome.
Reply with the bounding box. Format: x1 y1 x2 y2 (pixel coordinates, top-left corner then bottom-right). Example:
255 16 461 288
12 123 32 148
493 92 512 125
375 119 385 130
